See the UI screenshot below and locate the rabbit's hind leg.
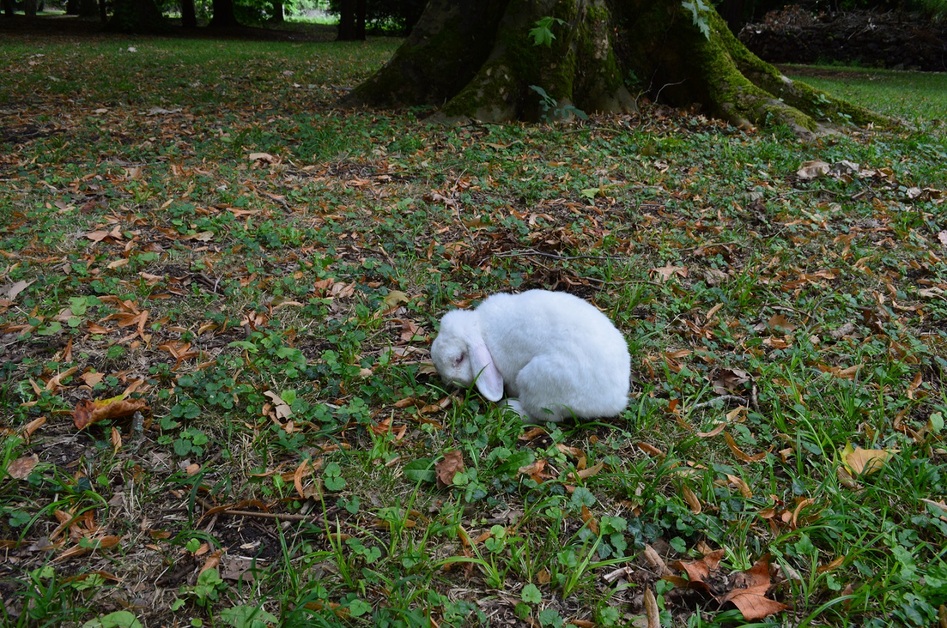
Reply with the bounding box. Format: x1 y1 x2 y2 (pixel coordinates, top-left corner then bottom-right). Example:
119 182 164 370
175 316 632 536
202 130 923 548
514 355 581 423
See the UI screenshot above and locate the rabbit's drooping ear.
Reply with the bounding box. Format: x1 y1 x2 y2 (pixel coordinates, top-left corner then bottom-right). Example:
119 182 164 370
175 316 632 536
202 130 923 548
468 338 504 402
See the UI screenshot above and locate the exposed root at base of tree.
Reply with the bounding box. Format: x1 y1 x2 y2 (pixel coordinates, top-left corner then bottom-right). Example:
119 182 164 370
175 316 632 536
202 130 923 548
345 0 899 138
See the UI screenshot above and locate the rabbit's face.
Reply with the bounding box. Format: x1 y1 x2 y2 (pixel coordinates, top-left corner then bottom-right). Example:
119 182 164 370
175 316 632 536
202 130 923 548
431 309 505 402
431 333 474 387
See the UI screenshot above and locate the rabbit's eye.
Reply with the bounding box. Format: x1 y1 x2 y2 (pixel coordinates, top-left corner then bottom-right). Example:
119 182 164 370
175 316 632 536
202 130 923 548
453 354 465 367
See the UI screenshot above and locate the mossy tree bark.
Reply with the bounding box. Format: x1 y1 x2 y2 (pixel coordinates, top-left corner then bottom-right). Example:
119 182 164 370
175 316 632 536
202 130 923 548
345 0 891 136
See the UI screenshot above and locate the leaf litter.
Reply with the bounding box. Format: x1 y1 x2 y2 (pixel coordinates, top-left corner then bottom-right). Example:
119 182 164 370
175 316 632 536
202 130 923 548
0 34 945 627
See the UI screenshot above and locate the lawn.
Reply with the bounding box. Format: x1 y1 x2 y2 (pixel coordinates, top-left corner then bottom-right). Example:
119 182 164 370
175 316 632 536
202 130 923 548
1 32 946 628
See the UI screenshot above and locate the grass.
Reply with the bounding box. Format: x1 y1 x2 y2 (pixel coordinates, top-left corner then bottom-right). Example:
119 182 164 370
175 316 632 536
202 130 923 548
1 31 946 627
783 64 947 125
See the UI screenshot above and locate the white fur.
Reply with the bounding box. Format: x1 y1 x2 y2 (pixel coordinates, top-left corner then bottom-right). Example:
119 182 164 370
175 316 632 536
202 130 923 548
430 290 630 422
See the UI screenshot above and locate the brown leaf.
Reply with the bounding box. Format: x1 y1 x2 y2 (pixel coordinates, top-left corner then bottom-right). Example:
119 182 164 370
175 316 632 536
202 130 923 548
248 152 275 163
80 371 105 387
110 427 122 452
556 443 587 468
842 445 891 476
696 422 727 438
518 426 548 442
725 587 788 621
294 458 321 500
581 505 599 534
637 442 666 458
906 372 923 400
767 313 795 333
21 416 46 442
681 485 702 514
797 160 830 180
725 473 754 498
3 280 33 301
574 461 604 481
712 368 750 394
650 265 688 283
643 544 669 575
263 391 293 421
724 432 768 462
55 535 121 561
643 586 660 628
672 548 725 585
720 556 788 620
200 550 223 574
817 556 845 573
518 459 549 483
436 450 465 487
7 454 39 480
45 366 78 392
73 396 149 430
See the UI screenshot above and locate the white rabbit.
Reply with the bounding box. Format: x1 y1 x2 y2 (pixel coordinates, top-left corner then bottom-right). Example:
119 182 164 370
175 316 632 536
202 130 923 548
430 290 630 422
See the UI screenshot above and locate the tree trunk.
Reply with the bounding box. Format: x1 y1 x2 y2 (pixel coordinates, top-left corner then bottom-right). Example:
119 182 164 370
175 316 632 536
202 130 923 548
337 0 366 40
107 0 166 31
181 0 197 27
270 0 283 23
3 0 15 17
78 0 98 19
209 0 238 28
25 0 37 17
345 0 892 136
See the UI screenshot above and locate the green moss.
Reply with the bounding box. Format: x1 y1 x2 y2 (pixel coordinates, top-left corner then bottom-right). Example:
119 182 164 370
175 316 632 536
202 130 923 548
352 0 891 134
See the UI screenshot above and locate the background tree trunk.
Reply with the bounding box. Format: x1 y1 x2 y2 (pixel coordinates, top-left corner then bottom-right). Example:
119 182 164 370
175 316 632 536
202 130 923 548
107 0 167 32
181 0 197 27
270 0 284 23
346 0 891 136
337 0 366 40
3 0 15 17
24 0 37 17
78 0 98 19
209 0 238 28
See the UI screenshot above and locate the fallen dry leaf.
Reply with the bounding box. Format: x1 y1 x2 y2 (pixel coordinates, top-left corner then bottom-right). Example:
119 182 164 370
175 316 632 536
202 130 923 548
73 396 149 430
2 279 33 301
7 454 39 480
841 443 891 476
672 548 725 585
723 432 768 462
720 555 788 621
55 535 121 561
797 159 830 180
581 505 599 534
725 473 754 498
436 450 465 487
518 459 549 483
263 390 293 421
21 416 46 442
712 367 750 394
643 585 660 628
767 313 795 333
200 550 223 574
681 485 702 514
573 461 604 481
650 264 688 283
80 371 105 387
248 152 275 163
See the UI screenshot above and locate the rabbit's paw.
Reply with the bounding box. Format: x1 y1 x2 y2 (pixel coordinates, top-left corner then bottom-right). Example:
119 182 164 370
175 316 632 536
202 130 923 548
502 399 526 418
